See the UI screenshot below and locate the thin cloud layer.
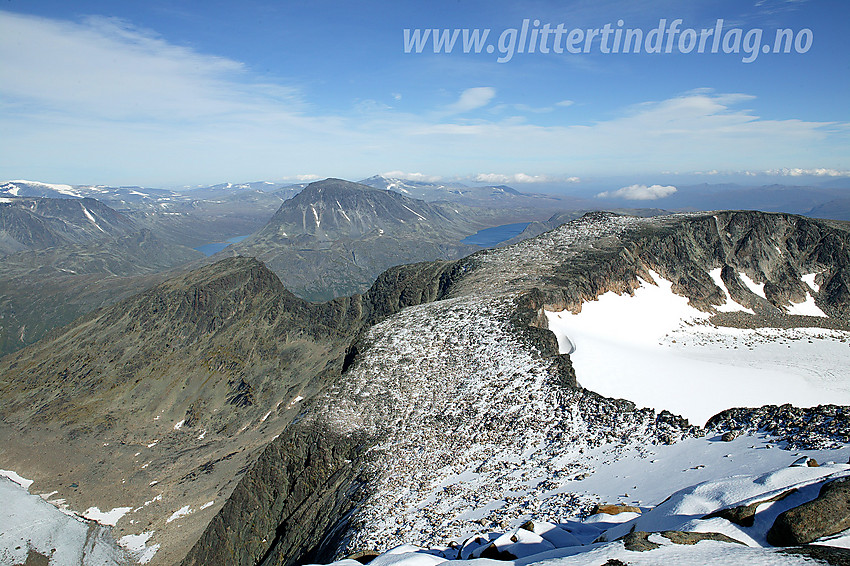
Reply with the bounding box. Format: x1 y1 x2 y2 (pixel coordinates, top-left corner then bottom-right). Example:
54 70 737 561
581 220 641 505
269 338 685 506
474 173 579 184
382 171 443 182
597 184 678 200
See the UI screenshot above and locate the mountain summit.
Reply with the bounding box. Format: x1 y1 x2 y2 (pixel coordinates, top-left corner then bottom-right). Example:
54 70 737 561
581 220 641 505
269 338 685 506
258 178 464 240
229 178 511 300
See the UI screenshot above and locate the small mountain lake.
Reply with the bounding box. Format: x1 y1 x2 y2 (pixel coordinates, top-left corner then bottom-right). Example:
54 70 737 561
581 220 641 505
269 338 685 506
193 235 250 256
462 222 530 247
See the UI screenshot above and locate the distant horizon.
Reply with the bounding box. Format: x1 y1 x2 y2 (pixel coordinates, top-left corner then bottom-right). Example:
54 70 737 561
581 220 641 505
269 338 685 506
4 169 849 196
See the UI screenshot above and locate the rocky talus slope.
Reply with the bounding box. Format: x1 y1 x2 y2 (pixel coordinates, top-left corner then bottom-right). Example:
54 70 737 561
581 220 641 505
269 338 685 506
1 210 848 566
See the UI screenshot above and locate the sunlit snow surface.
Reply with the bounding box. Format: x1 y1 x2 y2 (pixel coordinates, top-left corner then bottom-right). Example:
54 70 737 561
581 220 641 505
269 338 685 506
545 271 850 425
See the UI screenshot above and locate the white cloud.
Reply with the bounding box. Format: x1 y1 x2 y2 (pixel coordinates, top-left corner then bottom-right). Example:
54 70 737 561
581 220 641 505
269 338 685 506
391 92 402 101
597 184 678 200
475 173 543 184
444 87 495 114
382 171 442 182
555 100 575 107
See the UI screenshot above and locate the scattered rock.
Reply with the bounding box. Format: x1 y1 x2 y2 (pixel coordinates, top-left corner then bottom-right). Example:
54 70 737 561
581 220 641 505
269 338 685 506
707 405 850 450
659 531 745 546
590 504 641 516
767 477 850 546
344 550 381 564
808 458 820 467
478 543 517 561
620 530 744 553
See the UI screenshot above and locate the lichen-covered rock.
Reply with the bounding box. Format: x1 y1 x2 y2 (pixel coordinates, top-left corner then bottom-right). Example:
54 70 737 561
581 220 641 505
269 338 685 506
767 477 850 546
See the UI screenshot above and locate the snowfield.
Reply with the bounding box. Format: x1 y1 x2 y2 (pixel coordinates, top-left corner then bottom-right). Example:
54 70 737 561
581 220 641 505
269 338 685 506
0 475 130 565
545 271 850 425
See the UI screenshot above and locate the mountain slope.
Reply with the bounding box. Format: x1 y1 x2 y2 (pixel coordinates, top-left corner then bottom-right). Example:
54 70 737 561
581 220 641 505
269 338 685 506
0 257 372 565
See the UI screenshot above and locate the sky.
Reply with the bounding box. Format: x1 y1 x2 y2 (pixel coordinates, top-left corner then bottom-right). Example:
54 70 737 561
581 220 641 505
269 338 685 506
1 0 849 190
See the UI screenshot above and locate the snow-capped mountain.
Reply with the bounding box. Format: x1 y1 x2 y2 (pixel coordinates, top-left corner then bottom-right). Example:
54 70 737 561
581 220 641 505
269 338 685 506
0 196 136 254
0 179 180 202
227 178 535 301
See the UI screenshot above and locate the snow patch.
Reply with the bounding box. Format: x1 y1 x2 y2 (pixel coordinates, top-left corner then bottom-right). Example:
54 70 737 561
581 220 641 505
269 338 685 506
118 531 153 553
166 505 192 523
173 419 185 430
545 272 850 424
708 268 754 314
81 205 105 232
119 532 161 564
402 204 427 221
337 200 352 222
786 293 827 317
739 273 766 299
802 273 821 293
83 506 131 526
0 469 33 490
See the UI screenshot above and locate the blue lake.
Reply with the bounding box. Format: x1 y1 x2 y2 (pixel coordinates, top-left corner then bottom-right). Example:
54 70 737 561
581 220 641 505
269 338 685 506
193 235 250 256
462 222 530 247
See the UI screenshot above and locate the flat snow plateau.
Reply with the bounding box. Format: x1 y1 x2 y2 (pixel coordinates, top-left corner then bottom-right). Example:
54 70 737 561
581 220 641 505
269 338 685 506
545 271 850 425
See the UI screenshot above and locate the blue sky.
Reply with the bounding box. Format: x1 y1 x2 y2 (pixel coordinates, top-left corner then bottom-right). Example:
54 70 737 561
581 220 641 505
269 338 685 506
1 0 848 190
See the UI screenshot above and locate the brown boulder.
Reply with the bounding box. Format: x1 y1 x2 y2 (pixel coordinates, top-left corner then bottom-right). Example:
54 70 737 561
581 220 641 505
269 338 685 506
767 477 850 546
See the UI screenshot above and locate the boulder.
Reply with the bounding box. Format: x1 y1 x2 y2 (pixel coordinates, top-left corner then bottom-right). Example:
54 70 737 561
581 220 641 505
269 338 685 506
590 504 642 516
767 477 850 546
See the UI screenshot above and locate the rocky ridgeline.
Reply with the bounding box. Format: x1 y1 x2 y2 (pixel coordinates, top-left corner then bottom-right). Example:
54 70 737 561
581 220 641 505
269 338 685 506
707 405 850 450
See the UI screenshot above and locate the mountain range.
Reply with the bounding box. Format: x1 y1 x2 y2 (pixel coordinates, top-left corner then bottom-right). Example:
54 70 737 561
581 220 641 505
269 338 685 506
1 209 848 565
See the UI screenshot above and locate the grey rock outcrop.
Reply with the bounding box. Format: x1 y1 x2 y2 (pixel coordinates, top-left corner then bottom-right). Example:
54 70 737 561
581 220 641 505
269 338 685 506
767 477 850 546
